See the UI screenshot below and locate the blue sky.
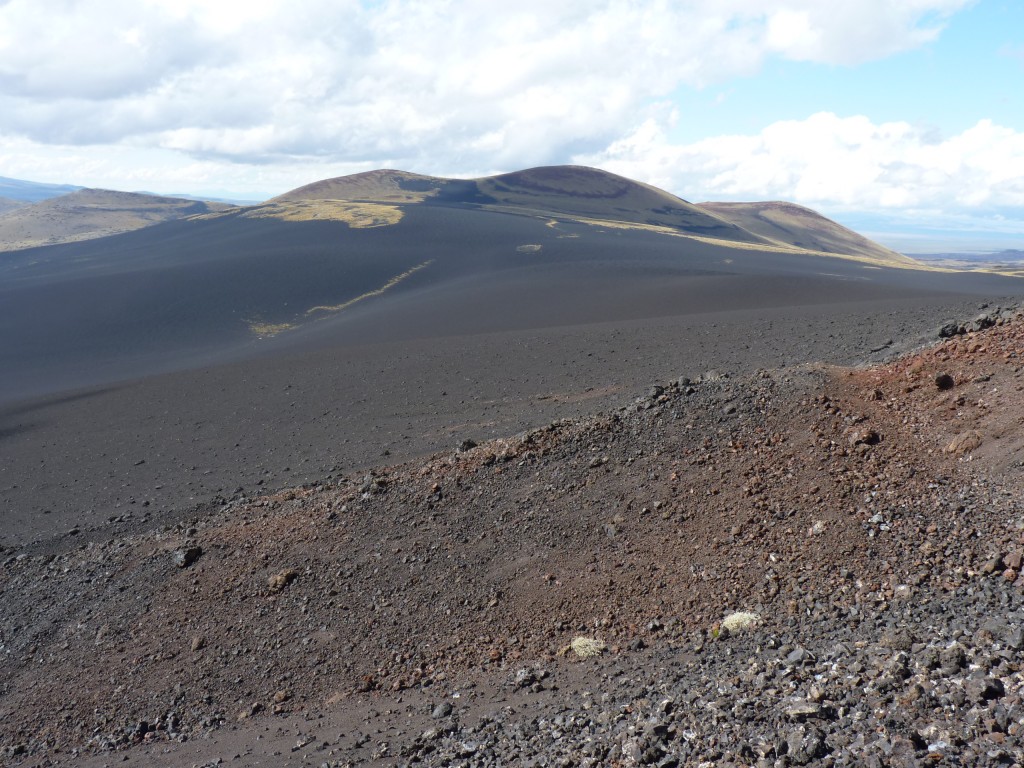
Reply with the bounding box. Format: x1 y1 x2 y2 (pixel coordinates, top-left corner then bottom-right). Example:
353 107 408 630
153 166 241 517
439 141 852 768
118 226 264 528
672 2 1023 144
0 0 1021 250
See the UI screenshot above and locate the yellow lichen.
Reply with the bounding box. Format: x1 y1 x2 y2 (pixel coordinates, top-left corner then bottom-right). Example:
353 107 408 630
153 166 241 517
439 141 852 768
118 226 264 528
559 636 607 658
247 321 295 338
567 216 939 271
305 260 434 317
720 611 761 634
232 200 404 228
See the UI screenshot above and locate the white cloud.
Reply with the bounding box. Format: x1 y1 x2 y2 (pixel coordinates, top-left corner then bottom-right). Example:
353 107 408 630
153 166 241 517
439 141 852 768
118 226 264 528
575 112 1024 217
0 0 971 180
0 134 378 198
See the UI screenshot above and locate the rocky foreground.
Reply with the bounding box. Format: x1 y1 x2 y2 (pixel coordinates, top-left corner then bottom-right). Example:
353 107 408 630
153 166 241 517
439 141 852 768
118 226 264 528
4 306 1024 766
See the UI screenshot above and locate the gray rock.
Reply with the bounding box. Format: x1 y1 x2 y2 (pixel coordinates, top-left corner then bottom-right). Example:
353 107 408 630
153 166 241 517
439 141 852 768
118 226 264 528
785 725 829 765
939 644 967 676
783 699 823 720
964 676 1004 703
512 668 538 690
172 546 203 568
786 647 814 666
981 555 1004 575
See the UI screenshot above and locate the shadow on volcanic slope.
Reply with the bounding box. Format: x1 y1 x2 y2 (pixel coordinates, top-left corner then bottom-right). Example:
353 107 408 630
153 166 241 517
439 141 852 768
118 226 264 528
2 202 1016 404
1 202 1022 546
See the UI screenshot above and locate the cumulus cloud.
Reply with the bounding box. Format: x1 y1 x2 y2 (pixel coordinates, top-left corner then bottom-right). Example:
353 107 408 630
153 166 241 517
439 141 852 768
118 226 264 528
576 112 1024 215
0 0 970 174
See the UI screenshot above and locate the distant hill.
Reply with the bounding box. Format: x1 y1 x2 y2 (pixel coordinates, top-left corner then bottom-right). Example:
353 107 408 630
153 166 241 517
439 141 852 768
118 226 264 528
909 248 1024 277
5 163 995 406
0 196 26 215
915 249 1024 263
0 167 909 266
272 169 450 204
0 175 81 203
275 165 766 245
0 188 235 251
146 191 266 206
698 200 916 266
274 166 923 266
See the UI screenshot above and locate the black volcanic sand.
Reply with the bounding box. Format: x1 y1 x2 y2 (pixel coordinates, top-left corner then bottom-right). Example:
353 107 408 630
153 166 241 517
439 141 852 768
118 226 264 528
1 204 1022 546
1 204 1017 402
0 288 1019 548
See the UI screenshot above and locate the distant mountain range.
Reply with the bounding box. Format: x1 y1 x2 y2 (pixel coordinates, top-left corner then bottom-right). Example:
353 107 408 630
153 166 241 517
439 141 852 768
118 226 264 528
0 175 82 203
0 166 914 265
909 248 1024 277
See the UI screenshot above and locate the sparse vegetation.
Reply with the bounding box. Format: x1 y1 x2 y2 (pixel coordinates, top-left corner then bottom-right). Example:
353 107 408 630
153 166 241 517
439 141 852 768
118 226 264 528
239 200 404 228
305 259 434 317
560 636 607 658
244 259 434 338
267 568 299 592
247 321 295 338
720 611 760 634
570 215 936 270
699 200 916 266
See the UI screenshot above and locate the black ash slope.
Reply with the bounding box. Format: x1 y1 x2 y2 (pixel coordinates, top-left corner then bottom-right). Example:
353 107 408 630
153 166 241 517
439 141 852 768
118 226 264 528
0 203 1021 546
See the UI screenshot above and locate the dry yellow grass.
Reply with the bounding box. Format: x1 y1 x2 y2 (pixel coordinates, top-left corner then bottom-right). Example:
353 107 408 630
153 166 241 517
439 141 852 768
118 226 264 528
237 200 403 228
244 260 434 339
720 611 761 634
559 636 607 658
305 260 434 317
247 321 295 338
566 216 944 271
699 201 912 266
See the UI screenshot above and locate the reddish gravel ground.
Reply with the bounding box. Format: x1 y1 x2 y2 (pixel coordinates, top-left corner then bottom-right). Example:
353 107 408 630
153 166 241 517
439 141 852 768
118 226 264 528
5 307 1024 766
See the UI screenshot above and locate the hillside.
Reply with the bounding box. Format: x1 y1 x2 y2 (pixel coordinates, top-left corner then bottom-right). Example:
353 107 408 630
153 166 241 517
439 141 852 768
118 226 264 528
482 166 764 241
271 168 456 204
276 166 933 266
698 200 916 265
1 165 1023 766
277 165 770 245
0 167 914 266
0 196 25 215
1 190 1013 410
0 188 235 252
4 306 1024 766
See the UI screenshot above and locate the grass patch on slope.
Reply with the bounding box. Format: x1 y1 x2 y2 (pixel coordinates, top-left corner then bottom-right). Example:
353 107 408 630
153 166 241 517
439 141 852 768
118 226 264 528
194 200 404 229
243 260 435 339
247 321 296 338
305 259 435 317
242 201 404 228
